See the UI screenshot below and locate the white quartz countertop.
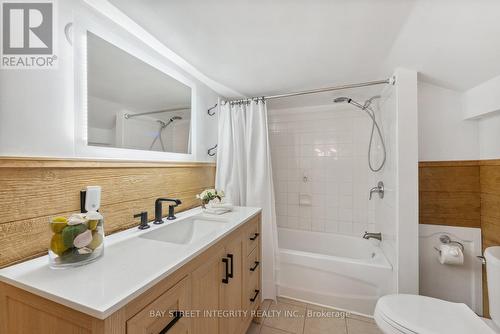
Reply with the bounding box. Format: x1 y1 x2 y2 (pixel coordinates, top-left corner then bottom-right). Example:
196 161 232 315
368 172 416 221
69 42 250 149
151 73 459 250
0 206 261 319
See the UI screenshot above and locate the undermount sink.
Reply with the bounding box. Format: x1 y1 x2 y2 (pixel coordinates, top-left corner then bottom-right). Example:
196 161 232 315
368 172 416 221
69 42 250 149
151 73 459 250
139 216 227 245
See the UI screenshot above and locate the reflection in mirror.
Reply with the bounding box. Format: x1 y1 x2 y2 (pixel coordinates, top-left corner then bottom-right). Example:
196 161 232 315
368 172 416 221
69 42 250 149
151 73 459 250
87 32 191 153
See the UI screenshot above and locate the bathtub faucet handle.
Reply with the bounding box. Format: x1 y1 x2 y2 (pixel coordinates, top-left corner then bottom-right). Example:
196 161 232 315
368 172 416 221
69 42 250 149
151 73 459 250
363 232 382 241
369 181 384 200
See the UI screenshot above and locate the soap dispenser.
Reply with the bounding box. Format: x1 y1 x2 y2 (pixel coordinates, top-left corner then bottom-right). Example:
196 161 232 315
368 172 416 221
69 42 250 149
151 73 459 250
48 186 105 268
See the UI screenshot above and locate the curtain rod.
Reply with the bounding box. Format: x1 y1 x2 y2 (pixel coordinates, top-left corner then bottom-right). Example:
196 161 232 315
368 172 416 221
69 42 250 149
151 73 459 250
124 106 190 119
222 77 395 105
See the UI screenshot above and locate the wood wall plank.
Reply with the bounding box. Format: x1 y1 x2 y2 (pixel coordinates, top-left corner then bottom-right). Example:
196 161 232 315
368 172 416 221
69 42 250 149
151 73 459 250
478 164 500 318
481 216 500 318
481 193 500 220
481 216 500 249
481 165 500 194
419 192 481 227
0 157 214 168
418 165 481 228
483 266 490 318
0 167 215 225
0 159 215 268
419 166 480 192
419 160 480 167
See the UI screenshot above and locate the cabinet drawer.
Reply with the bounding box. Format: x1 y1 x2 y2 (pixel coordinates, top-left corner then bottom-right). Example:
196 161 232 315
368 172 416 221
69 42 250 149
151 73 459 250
246 266 261 311
246 247 260 280
245 247 261 311
127 277 190 334
245 217 260 255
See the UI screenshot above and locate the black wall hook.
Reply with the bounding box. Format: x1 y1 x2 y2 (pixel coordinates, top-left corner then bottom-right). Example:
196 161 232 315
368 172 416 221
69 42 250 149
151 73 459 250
208 144 218 156
207 103 218 116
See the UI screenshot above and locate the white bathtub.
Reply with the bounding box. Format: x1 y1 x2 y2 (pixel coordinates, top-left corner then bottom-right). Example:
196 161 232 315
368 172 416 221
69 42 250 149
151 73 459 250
277 228 393 316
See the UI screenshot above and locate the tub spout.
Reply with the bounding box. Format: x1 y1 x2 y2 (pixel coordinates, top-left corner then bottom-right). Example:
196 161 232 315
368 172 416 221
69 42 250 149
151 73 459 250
363 232 382 241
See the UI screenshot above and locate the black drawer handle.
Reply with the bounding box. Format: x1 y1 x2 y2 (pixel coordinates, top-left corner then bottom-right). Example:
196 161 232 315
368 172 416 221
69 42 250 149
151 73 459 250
249 233 260 241
227 254 234 278
222 258 229 284
159 311 183 334
250 261 260 272
250 289 260 302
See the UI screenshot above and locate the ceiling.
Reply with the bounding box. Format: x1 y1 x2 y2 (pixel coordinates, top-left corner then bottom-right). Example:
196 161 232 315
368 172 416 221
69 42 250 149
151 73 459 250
109 0 500 99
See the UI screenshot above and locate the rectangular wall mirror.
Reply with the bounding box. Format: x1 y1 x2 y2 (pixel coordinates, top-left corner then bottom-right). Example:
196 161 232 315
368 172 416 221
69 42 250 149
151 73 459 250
86 32 192 154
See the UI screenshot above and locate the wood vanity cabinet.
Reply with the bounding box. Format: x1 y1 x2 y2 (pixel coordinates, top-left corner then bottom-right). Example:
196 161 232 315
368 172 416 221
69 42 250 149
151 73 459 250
221 237 244 334
127 277 191 334
191 215 261 334
0 213 261 334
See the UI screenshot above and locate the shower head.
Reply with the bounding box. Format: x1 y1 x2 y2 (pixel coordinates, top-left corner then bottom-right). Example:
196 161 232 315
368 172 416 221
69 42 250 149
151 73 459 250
334 95 380 110
166 116 182 125
332 94 387 172
334 96 364 109
333 97 351 103
158 116 183 128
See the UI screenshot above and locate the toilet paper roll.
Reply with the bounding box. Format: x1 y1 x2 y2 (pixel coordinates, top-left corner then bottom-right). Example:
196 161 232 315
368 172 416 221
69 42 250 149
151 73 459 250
438 244 464 265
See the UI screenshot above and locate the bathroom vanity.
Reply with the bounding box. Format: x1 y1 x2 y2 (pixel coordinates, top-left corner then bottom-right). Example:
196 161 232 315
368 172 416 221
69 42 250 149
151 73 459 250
0 207 261 334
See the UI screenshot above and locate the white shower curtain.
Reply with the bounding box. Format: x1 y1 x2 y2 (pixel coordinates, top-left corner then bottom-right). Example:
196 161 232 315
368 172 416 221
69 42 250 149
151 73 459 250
216 99 278 301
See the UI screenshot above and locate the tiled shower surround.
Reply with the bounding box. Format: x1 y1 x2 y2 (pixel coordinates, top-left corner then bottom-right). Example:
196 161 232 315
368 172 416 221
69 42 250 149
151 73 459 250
268 104 383 237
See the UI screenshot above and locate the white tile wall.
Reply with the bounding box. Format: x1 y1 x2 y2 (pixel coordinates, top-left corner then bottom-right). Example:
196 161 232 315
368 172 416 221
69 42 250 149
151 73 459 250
268 105 379 237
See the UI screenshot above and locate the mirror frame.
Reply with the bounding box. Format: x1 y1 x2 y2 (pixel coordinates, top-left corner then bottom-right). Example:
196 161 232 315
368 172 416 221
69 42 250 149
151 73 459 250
74 13 198 161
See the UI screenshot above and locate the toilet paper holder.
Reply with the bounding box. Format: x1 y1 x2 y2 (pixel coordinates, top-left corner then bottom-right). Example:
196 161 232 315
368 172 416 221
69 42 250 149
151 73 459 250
433 235 465 254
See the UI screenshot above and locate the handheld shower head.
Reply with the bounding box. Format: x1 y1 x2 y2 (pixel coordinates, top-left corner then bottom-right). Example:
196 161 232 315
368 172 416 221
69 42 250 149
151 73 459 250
333 97 351 103
158 116 183 129
151 115 183 151
334 96 364 109
332 95 387 172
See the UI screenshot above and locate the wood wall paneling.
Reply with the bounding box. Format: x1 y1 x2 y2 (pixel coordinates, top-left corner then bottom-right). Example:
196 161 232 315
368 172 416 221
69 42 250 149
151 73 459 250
480 164 500 317
418 165 481 228
0 158 216 268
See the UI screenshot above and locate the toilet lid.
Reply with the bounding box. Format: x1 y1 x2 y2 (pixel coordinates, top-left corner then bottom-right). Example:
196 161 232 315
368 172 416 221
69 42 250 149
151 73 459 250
375 294 496 334
375 308 416 334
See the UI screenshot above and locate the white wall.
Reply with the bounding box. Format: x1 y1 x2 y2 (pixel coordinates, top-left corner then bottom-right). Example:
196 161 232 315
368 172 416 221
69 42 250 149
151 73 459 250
0 0 218 162
478 113 500 160
375 83 397 292
395 68 419 295
418 79 500 162
418 82 479 161
0 0 76 157
464 74 500 119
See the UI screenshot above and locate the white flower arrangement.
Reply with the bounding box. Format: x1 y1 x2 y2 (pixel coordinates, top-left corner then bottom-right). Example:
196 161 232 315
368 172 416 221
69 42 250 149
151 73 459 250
196 189 225 208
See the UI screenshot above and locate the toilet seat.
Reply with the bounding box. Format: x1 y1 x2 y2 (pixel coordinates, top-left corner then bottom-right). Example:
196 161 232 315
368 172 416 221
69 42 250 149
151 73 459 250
374 294 496 334
374 307 416 334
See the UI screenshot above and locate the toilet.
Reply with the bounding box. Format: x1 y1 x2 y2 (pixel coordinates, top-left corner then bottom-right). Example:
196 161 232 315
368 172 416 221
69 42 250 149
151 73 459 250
374 246 500 334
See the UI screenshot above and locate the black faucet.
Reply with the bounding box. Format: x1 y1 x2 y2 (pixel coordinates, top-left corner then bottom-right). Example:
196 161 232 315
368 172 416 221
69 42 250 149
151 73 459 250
134 211 150 230
154 198 182 224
